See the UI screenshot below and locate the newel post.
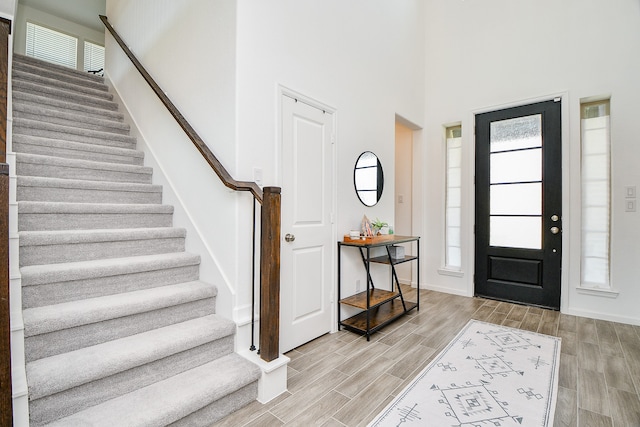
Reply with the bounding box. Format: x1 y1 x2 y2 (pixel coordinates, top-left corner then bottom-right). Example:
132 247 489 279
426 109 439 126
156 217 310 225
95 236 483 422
0 16 12 426
259 186 281 362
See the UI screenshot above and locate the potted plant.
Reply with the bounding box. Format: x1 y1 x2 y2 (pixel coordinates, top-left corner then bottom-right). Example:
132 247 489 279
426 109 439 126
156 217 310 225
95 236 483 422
371 218 389 235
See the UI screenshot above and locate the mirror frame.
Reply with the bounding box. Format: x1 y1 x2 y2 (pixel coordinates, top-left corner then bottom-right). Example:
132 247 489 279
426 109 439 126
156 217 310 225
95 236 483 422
353 151 384 207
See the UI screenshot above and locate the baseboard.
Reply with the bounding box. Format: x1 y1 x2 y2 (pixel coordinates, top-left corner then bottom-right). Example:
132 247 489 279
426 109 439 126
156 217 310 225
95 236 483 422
562 307 640 326
422 282 471 297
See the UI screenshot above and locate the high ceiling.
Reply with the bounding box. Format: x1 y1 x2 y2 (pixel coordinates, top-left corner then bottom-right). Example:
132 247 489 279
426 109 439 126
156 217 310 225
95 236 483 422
20 0 106 32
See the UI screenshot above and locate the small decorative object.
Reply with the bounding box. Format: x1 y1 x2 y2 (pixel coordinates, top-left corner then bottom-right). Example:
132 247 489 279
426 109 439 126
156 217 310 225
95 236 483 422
361 215 374 237
388 245 405 259
371 218 388 236
349 230 360 238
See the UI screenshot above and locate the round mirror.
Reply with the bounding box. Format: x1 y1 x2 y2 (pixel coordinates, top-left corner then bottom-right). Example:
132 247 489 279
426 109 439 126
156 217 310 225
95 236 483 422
354 151 384 206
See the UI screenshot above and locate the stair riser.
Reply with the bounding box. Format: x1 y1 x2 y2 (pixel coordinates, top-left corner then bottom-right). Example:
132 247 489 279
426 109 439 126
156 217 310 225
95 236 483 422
13 91 124 122
13 140 143 166
25 297 217 362
17 161 152 184
17 185 161 204
13 124 136 150
18 211 172 232
22 263 201 308
12 80 117 110
170 382 259 427
14 110 130 136
29 336 235 426
13 70 113 101
20 236 185 266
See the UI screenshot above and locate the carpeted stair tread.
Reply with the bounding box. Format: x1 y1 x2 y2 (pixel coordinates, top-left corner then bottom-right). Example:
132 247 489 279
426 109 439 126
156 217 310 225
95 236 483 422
17 201 173 231
14 53 104 84
18 201 173 214
12 79 119 111
13 59 108 91
13 134 143 165
13 102 130 135
20 252 201 287
13 69 113 101
13 118 136 148
19 227 186 266
27 314 236 400
13 90 124 122
16 153 152 183
17 176 162 204
23 281 215 338
45 353 261 427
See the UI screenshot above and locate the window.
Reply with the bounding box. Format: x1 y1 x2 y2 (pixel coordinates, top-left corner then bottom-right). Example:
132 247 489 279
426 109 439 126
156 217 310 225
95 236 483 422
26 22 77 69
84 41 105 74
445 125 462 269
581 99 611 288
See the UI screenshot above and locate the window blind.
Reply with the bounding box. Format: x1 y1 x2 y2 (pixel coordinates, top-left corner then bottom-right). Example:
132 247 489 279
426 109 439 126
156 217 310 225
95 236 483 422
84 41 105 73
581 100 611 288
26 22 77 69
445 126 462 269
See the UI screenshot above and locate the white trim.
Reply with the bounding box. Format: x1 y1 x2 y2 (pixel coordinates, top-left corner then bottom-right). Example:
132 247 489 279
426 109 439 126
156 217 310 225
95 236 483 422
437 268 464 278
423 282 471 297
576 286 619 298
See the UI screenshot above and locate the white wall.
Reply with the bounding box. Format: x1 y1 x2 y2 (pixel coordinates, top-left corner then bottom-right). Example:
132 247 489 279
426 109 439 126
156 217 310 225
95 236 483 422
105 0 241 324
13 3 104 70
235 0 426 310
395 121 414 284
422 0 640 324
106 0 426 345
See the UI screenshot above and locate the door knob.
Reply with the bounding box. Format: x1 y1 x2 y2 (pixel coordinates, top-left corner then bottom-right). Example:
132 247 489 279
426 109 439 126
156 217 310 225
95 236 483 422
285 233 296 242
550 226 560 235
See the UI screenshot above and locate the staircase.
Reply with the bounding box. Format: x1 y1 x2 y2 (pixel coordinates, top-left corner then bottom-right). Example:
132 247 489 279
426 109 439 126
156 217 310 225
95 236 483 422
11 54 260 426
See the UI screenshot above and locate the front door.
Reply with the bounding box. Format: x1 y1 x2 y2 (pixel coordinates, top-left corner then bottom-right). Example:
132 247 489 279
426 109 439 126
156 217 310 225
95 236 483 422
475 99 562 309
280 95 334 352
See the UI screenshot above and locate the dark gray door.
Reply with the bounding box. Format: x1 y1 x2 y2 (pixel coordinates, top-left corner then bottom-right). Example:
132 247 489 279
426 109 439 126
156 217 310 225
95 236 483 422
475 100 562 309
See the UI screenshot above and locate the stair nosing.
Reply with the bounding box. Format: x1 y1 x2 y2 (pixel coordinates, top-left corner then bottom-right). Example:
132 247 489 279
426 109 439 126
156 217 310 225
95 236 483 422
17 176 161 192
16 153 152 174
19 227 186 247
13 117 135 143
13 103 130 132
26 314 236 399
44 354 260 427
23 281 215 337
13 134 142 158
20 252 202 286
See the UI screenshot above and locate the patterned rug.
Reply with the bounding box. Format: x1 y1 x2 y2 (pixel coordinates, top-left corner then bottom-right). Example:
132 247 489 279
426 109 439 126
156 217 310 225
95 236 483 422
369 320 561 427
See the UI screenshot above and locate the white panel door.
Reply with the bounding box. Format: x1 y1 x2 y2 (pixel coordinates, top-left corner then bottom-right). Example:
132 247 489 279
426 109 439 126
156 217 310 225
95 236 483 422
280 95 334 353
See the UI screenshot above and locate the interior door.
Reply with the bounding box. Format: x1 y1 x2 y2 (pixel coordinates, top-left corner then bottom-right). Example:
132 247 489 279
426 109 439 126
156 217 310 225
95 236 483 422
280 95 334 353
475 99 562 309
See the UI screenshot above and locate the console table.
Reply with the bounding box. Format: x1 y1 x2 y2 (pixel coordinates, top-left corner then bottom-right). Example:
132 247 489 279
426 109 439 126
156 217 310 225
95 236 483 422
337 235 420 340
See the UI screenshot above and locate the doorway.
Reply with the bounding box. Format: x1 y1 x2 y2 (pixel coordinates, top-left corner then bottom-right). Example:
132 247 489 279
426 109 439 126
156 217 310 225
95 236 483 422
475 99 562 309
279 94 335 353
395 121 413 285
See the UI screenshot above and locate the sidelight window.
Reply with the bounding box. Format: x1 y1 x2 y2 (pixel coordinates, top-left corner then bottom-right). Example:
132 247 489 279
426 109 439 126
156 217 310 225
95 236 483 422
445 126 462 269
581 99 611 288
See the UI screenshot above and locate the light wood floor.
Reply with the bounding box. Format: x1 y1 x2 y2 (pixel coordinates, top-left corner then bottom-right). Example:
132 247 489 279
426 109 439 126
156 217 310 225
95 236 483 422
212 288 640 427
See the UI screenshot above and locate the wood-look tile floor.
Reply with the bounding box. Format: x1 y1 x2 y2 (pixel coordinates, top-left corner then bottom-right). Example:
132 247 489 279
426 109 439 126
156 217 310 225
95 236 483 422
212 288 640 427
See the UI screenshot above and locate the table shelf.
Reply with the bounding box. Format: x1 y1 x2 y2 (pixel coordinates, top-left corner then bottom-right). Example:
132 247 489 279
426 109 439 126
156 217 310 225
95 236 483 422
337 235 420 340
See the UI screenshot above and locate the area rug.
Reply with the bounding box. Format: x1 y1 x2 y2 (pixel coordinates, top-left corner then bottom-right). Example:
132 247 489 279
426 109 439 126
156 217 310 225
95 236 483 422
369 320 561 427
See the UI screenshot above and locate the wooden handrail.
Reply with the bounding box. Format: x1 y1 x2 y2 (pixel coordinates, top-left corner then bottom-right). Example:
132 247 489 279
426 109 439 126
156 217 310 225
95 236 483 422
99 15 263 204
101 15 281 361
0 15 12 427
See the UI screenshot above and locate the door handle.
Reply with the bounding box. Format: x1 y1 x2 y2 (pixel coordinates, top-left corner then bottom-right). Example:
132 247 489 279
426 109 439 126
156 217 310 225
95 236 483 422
550 226 560 235
285 233 296 242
